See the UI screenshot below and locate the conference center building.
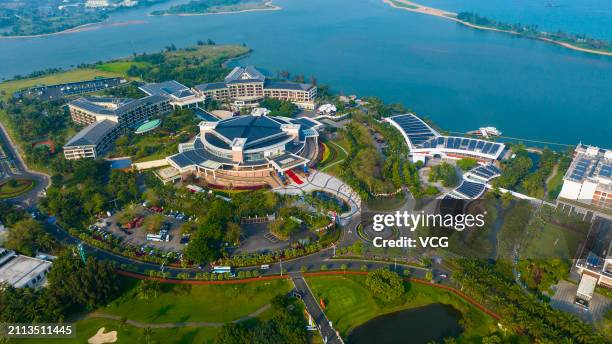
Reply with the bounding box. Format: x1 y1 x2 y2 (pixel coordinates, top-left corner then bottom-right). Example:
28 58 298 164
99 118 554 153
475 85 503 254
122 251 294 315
166 113 322 187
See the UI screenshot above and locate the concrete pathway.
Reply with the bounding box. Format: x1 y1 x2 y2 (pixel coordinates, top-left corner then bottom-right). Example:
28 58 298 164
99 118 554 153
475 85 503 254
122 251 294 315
274 169 361 226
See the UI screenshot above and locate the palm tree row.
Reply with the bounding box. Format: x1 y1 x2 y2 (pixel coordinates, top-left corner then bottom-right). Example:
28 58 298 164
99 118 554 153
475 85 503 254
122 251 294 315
454 259 606 344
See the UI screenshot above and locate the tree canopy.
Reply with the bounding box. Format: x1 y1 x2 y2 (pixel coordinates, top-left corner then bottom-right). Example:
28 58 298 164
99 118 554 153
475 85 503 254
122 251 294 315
365 269 405 302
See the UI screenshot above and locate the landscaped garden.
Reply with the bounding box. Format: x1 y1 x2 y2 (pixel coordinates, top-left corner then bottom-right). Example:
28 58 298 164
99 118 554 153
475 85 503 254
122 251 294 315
0 178 35 199
317 138 348 171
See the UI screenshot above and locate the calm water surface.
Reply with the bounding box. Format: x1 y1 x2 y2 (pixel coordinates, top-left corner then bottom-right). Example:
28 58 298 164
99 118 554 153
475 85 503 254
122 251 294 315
348 303 463 344
0 0 610 147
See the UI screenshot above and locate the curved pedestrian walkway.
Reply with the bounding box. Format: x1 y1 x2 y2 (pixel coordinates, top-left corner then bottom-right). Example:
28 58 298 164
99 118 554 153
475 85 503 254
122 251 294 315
273 169 361 225
86 304 271 328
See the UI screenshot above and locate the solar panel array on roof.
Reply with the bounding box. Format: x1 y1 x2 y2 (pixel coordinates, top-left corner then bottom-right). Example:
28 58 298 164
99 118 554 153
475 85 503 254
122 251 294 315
600 165 612 178
456 181 485 198
570 158 591 180
470 164 501 181
420 136 502 156
388 114 437 146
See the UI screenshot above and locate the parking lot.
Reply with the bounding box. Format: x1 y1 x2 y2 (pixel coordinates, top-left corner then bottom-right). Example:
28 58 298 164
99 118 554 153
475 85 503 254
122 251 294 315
95 205 190 253
550 280 611 323
235 222 318 254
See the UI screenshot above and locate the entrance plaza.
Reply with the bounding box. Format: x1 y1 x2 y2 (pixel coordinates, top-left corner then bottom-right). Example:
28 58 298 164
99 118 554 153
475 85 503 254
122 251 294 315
274 170 362 225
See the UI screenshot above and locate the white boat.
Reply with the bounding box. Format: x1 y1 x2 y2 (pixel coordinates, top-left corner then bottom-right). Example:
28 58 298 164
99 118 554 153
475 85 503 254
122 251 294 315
468 127 502 138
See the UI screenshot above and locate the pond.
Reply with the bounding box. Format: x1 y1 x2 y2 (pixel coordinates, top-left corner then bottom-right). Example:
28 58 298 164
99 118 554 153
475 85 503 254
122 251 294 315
347 303 463 344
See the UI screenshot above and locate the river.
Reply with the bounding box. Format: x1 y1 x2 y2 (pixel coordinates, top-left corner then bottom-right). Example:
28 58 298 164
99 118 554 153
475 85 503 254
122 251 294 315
0 0 610 147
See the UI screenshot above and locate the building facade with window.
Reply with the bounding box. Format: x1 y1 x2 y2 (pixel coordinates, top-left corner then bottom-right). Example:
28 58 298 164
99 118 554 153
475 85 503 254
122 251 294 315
195 66 317 111
64 95 172 160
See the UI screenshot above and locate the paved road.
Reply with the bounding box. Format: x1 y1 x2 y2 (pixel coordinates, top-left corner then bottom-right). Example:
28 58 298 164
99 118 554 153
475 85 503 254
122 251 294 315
0 120 49 207
291 273 343 344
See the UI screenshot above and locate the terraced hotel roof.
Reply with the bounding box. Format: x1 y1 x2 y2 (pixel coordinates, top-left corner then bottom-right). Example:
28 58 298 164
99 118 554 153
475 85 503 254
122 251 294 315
64 119 118 147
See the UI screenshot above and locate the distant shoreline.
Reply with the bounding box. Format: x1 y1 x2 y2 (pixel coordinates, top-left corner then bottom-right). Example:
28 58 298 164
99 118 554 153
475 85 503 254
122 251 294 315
383 0 612 57
150 0 280 17
0 20 147 39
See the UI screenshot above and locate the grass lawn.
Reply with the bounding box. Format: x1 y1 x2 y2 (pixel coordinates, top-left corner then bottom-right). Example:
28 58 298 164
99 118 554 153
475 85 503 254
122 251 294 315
101 279 292 323
13 317 220 344
96 61 150 74
0 68 128 101
547 164 566 200
306 275 496 340
522 221 587 259
366 194 405 211
318 138 348 172
0 178 35 198
165 45 249 63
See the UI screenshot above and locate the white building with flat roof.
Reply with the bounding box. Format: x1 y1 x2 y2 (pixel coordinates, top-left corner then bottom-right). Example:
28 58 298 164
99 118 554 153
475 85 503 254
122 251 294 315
0 249 52 289
384 114 506 163
558 144 612 212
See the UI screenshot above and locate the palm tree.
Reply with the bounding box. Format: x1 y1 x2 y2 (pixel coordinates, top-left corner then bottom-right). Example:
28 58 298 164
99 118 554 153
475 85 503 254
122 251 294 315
142 327 152 344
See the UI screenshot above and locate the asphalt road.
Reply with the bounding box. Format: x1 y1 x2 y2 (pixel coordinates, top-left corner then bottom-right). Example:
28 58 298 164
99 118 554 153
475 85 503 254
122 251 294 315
292 273 343 344
0 120 49 207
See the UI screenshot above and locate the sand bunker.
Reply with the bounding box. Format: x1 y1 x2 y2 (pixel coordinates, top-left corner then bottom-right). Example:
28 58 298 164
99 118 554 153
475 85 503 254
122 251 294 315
88 327 118 344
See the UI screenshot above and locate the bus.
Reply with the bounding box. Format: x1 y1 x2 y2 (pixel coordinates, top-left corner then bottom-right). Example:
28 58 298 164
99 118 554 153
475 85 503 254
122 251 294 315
212 266 235 277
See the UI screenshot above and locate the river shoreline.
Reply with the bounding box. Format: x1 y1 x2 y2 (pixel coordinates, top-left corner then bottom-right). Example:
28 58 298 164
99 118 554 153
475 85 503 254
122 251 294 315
383 0 612 57
0 20 147 40
149 0 280 17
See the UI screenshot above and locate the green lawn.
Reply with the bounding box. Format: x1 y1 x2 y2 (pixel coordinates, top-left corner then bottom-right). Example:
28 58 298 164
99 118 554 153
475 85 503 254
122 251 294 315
318 138 348 173
306 275 496 340
546 164 566 200
522 221 586 259
0 178 35 198
97 61 151 74
101 279 292 323
14 317 220 344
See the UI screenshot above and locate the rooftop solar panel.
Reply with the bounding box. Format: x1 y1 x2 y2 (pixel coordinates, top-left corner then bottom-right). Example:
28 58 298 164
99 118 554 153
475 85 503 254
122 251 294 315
570 172 585 179
473 169 493 179
456 181 485 198
461 138 469 147
476 141 484 149
485 164 501 174
482 142 492 153
468 140 477 150
488 144 500 154
445 138 453 148
437 137 445 145
453 139 461 149
411 137 434 145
